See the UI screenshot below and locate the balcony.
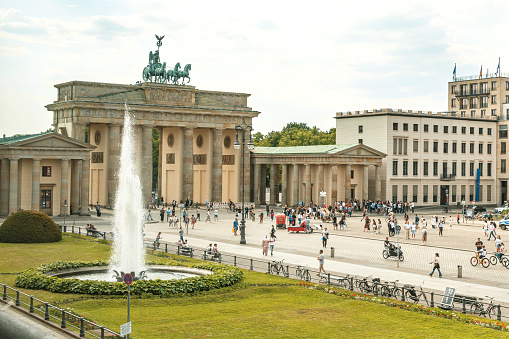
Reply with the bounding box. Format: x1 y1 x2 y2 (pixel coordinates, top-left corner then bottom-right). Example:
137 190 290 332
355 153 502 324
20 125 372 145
454 90 490 97
440 174 456 181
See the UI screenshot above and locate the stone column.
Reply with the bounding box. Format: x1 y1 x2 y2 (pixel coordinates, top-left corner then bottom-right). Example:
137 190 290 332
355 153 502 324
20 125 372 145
32 159 41 211
211 129 223 203
142 126 153 204
253 164 261 205
281 164 288 206
375 165 382 201
269 164 277 205
292 164 299 205
60 159 69 216
0 159 9 215
81 159 90 215
318 165 324 205
260 165 266 204
108 124 121 207
345 164 352 203
182 127 194 201
70 160 80 213
8 158 18 215
363 165 369 201
331 165 338 202
304 164 311 205
157 127 163 201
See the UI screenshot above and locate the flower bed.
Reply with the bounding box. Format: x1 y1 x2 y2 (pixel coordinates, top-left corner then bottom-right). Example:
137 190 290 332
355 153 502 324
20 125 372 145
15 260 243 296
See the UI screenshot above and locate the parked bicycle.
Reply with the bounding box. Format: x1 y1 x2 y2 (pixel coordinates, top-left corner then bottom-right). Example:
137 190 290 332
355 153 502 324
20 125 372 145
295 265 311 282
269 260 287 277
404 283 429 306
471 296 498 319
356 276 381 294
380 280 401 299
470 255 490 268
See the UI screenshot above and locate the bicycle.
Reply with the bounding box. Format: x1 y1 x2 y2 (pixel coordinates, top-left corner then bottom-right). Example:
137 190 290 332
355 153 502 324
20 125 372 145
270 260 287 276
404 283 429 306
470 255 490 268
357 276 381 294
380 280 401 299
295 265 311 282
470 296 497 319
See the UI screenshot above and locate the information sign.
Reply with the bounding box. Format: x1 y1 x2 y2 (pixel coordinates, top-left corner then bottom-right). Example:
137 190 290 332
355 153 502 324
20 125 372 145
439 287 456 309
120 322 132 336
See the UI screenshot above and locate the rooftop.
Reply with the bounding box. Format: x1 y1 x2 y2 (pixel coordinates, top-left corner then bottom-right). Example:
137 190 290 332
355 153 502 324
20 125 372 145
451 73 509 82
335 108 498 121
0 132 50 145
251 144 358 155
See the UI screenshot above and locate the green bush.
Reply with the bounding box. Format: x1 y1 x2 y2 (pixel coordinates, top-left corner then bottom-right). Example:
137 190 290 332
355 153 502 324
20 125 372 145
15 260 243 296
0 210 62 243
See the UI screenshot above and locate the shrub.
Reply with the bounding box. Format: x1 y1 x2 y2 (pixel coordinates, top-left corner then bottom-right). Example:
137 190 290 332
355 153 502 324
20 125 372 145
0 210 62 243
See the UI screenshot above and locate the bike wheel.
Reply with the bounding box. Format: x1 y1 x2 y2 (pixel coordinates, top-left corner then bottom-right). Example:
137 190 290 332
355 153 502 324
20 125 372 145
339 279 349 289
380 286 390 297
303 271 311 282
470 303 483 316
392 288 402 300
383 250 389 259
481 258 490 268
405 291 418 303
486 306 496 319
490 256 498 265
502 257 509 269
470 257 478 266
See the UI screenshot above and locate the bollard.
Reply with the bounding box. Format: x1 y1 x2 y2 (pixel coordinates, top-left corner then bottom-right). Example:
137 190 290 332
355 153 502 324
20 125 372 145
80 317 85 337
267 262 271 274
331 247 335 258
103 232 106 240
61 310 66 328
165 243 168 253
203 250 207 260
72 225 75 234
153 241 156 250
63 225 67 233
462 297 466 314
2 285 6 300
15 290 20 306
349 277 354 291
177 247 180 255
250 259 253 270
374 282 378 296
497 305 502 321
79 227 81 235
286 265 289 278
430 292 434 308
100 326 105 339
190 249 193 258
327 273 331 285
234 256 237 267
401 287 405 302
457 265 462 278
45 303 50 320
30 296 34 313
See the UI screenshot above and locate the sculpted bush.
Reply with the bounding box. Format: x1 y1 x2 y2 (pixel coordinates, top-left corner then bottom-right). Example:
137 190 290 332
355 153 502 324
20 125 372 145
0 210 62 243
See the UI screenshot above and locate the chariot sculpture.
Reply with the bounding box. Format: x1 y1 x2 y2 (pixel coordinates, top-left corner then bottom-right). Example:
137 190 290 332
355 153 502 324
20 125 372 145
142 34 191 85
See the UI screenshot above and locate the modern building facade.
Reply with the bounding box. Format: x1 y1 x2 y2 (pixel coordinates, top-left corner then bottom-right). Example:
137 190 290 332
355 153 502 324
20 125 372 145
448 74 509 203
335 108 498 206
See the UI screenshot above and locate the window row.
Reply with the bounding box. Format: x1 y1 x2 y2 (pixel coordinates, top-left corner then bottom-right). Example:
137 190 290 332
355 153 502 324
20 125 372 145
391 123 492 136
392 160 493 177
391 184 492 203
393 138 493 155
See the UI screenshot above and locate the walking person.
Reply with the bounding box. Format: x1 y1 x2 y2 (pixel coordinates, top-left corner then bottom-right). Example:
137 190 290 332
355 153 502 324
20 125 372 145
488 222 497 241
156 232 162 248
233 218 238 236
261 235 269 256
191 215 196 229
259 210 264 223
317 249 326 275
404 221 410 239
95 202 101 217
269 235 276 256
160 208 165 222
178 226 184 242
429 253 442 278
196 207 201 221
214 208 219 222
438 219 444 236
422 226 428 244
205 209 211 222
322 228 329 248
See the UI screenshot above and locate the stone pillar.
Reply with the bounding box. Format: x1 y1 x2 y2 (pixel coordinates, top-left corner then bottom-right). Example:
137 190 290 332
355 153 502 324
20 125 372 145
281 164 288 206
60 159 69 216
260 165 266 204
345 164 352 203
318 165 324 205
363 165 369 201
32 159 41 211
141 126 153 204
70 160 80 213
8 158 18 215
108 124 121 207
157 127 163 202
331 165 338 202
292 164 299 205
254 164 261 205
304 164 311 205
182 127 194 201
73 122 87 142
80 159 90 215
269 164 277 205
242 142 251 203
0 159 9 215
375 165 382 201
211 129 223 203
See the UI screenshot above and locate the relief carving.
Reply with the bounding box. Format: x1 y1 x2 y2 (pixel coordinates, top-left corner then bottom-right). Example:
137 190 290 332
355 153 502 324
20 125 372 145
149 89 193 106
222 155 235 165
166 153 176 164
91 152 104 163
193 154 207 165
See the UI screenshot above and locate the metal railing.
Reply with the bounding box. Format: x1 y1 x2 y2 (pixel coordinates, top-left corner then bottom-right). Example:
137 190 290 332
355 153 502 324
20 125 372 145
1 284 120 338
453 73 509 82
57 224 114 241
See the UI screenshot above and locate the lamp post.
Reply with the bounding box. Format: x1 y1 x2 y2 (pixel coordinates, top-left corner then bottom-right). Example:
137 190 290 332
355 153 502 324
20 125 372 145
234 118 254 245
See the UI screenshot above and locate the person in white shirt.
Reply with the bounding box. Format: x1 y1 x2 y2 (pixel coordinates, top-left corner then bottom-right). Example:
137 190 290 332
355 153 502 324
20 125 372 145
429 253 442 278
404 222 410 239
449 216 453 229
411 222 416 239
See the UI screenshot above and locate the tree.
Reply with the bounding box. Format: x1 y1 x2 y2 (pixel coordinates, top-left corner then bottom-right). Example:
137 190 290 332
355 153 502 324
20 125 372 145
253 122 336 147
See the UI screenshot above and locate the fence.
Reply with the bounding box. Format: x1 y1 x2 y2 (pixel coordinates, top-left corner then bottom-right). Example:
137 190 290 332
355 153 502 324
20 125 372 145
1 284 120 338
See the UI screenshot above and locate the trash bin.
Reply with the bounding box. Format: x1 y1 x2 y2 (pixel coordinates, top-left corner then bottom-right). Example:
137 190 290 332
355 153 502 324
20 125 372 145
457 265 462 278
331 247 335 258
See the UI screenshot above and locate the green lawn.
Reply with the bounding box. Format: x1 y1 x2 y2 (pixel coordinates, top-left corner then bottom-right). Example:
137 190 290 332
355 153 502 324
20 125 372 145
0 236 507 338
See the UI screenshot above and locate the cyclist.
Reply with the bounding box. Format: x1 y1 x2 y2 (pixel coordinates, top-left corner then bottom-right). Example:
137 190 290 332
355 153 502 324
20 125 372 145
478 245 487 260
496 243 506 261
475 238 483 255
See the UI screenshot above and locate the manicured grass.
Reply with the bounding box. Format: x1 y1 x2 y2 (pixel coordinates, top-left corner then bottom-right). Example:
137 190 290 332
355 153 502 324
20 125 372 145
0 237 507 338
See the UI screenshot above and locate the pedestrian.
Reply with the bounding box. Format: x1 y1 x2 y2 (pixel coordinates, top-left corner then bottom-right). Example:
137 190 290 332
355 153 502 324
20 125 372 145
317 249 326 275
259 210 264 223
206 209 211 222
146 207 153 221
156 232 162 248
214 208 219 221
266 203 270 218
262 235 269 255
457 213 460 225
179 226 184 241
411 222 416 239
496 235 502 252
488 222 496 240
429 253 442 278
269 235 276 256
95 202 101 217
233 218 238 236
404 221 410 239
449 216 453 230
191 215 196 229
196 207 201 221
438 220 444 236
270 225 276 238
422 226 428 244
322 228 329 248
160 209 165 222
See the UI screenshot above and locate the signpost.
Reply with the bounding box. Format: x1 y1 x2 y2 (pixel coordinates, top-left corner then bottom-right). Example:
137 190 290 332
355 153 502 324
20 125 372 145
122 273 132 338
439 287 456 310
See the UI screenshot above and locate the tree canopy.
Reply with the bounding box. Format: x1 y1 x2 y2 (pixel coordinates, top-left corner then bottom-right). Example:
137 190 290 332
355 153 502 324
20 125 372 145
253 122 335 147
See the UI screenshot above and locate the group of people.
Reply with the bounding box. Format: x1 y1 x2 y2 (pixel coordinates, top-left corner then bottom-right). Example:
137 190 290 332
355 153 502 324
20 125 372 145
261 226 277 256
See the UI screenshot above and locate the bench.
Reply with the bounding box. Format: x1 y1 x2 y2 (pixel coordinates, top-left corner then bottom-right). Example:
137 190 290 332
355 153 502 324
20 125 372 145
453 294 477 305
203 250 222 261
86 229 102 238
319 274 350 287
178 247 194 257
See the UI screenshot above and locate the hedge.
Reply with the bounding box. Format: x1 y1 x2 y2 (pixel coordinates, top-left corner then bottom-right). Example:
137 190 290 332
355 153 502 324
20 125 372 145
15 260 243 296
0 210 62 243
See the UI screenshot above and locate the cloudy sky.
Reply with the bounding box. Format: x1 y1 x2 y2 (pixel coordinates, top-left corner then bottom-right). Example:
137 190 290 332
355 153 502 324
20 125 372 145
1 0 508 137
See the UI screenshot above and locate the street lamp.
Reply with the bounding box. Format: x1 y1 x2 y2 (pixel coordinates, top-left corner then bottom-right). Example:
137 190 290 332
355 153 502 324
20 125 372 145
234 118 254 245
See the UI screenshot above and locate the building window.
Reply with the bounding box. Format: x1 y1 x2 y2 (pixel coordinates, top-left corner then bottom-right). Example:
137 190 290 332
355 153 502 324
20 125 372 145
451 98 456 107
492 81 497 90
470 142 475 154
461 111 466 117
433 125 438 133
488 128 492 135
443 142 448 153
393 138 397 154
413 161 418 176
502 142 506 154
478 143 483 154
443 126 449 133
506 95 509 104
402 185 408 202
460 98 468 109
487 185 492 202
470 162 474 176
452 185 457 203
413 140 418 152
500 125 508 138
487 143 492 154
492 109 497 116
461 162 466 176
470 127 474 135
351 170 354 179
403 123 408 131
393 123 398 131
358 139 363 144
358 125 363 133
461 185 466 202
479 163 483 177
470 185 474 202
507 81 509 90
423 161 429 176
424 124 429 132
461 142 466 153
392 161 398 176
470 97 478 108
452 126 457 134
423 185 428 203
479 128 483 135
451 85 456 94
423 141 429 152
42 166 52 177
403 139 408 155
403 161 408 175
413 185 418 203
492 95 497 104
487 163 492 177
481 109 486 117
471 110 476 118
433 185 438 203
452 142 457 153
481 96 488 108
392 185 398 203
452 162 457 176
433 141 438 153
461 126 466 134
433 162 438 176
413 124 418 132
442 162 448 176
502 160 507 173
41 190 52 208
